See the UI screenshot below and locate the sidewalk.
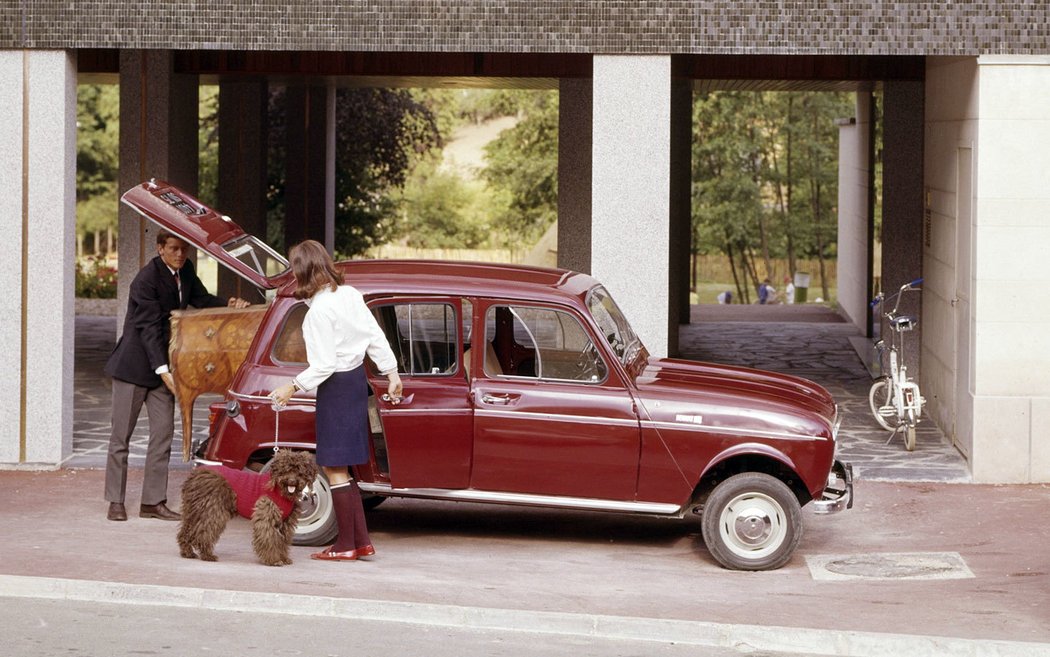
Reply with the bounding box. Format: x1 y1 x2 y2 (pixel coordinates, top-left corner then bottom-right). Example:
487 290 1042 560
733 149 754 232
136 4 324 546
1 468 1048 655
3 308 1046 655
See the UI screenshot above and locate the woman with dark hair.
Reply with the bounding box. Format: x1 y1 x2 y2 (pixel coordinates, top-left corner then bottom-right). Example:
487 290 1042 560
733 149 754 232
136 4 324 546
269 240 402 561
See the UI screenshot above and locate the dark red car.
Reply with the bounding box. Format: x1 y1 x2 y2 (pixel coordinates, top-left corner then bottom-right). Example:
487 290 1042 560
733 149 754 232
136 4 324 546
123 180 853 571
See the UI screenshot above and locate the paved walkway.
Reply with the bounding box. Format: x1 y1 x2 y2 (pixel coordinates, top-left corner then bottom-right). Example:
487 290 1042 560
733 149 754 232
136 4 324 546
683 304 970 482
71 305 970 481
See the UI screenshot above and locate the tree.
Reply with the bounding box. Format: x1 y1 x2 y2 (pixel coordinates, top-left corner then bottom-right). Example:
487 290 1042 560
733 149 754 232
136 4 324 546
480 90 559 248
397 156 497 249
76 84 120 258
266 87 441 257
692 90 854 303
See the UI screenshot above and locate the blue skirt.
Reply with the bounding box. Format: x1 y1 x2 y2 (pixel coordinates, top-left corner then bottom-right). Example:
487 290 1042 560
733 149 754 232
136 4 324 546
314 366 370 467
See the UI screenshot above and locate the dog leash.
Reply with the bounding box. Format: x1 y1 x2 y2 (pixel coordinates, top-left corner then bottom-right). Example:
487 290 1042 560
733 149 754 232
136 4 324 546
270 400 282 454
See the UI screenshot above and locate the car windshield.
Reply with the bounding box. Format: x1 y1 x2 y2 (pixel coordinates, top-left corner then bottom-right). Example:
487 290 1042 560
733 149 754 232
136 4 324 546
586 286 642 366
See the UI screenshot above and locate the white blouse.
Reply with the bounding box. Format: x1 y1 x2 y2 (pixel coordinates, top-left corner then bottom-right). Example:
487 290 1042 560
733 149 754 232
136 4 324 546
292 285 398 392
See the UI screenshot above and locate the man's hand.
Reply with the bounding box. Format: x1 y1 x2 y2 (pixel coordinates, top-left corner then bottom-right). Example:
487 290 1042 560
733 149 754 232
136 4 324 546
227 297 250 309
159 372 177 396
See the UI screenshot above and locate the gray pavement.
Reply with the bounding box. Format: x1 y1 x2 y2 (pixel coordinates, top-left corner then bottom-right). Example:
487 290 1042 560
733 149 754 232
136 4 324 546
3 306 1047 657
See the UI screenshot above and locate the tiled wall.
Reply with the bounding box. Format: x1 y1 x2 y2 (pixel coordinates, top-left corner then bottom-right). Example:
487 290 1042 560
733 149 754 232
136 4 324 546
2 1 1048 55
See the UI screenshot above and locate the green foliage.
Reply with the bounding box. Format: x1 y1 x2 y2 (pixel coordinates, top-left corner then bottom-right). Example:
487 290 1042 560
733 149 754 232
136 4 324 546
76 85 120 245
198 86 219 207
266 87 442 257
480 90 559 247
75 260 118 298
397 156 497 248
691 90 854 300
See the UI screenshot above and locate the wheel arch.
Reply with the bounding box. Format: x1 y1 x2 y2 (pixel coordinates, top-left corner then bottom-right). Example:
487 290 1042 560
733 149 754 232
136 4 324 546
692 446 810 510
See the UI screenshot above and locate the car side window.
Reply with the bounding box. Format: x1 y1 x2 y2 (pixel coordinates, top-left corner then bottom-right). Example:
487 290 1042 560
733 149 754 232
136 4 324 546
483 305 607 383
372 302 462 376
271 302 309 365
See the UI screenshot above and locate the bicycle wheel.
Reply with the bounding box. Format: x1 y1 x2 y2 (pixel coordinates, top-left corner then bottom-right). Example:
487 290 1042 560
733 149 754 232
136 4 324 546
903 409 917 451
868 378 896 431
903 424 916 451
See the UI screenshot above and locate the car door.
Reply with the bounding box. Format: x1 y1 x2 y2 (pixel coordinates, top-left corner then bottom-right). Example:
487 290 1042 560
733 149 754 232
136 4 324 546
469 301 641 501
365 297 474 489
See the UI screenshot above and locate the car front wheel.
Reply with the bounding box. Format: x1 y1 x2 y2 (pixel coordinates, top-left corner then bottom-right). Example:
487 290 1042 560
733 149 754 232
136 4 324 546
701 472 803 571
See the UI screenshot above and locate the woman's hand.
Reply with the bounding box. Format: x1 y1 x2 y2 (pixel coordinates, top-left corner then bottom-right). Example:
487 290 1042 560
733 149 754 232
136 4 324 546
270 381 296 408
386 373 403 403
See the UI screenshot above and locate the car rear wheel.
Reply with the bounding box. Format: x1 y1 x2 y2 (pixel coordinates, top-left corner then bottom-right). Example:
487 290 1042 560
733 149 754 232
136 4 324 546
261 457 386 546
701 472 803 571
292 471 338 546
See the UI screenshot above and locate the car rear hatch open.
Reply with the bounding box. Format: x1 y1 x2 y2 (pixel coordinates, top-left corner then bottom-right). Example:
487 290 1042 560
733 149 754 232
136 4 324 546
121 179 292 291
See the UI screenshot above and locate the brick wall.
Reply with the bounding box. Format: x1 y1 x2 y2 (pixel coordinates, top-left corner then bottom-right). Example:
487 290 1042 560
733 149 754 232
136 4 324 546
3 1 1048 55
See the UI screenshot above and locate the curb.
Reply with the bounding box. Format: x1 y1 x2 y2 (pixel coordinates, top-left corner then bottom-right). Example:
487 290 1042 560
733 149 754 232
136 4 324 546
2 575 1048 657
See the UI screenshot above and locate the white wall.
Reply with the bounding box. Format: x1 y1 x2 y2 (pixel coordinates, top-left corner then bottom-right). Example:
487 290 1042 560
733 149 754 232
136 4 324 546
925 55 1050 482
0 50 77 467
971 56 1050 482
591 55 672 357
836 95 871 332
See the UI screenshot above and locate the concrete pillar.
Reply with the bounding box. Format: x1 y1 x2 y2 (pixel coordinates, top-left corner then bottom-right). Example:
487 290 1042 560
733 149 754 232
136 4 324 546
592 55 673 357
668 76 692 352
117 50 200 333
836 93 874 334
967 57 1050 482
0 50 77 466
284 84 329 250
557 78 592 275
217 78 269 302
881 80 925 376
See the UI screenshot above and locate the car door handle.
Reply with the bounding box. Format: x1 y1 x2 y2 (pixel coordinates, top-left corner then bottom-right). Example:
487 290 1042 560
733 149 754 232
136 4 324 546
481 393 512 405
381 393 413 406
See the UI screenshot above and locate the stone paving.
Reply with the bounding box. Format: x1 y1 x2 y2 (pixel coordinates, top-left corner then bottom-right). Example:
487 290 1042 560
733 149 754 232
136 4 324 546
71 308 971 482
683 305 970 482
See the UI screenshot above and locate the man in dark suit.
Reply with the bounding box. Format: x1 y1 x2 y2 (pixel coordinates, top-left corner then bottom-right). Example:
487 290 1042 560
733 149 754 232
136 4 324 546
104 230 249 521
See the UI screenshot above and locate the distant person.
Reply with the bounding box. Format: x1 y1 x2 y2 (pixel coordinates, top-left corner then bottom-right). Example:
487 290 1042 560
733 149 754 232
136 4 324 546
716 290 733 305
758 279 776 305
104 231 250 522
784 276 795 305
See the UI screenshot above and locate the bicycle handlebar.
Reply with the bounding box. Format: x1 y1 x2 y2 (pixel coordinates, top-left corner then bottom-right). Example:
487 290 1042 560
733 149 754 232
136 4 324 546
871 277 923 311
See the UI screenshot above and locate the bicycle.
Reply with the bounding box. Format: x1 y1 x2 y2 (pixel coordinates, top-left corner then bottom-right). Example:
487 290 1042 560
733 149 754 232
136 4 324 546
868 278 925 451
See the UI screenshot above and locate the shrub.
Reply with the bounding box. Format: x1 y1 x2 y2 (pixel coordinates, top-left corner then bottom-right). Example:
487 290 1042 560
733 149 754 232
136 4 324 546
75 260 118 298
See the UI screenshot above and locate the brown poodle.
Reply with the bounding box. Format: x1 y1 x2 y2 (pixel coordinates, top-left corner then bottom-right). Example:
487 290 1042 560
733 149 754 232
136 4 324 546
177 450 318 566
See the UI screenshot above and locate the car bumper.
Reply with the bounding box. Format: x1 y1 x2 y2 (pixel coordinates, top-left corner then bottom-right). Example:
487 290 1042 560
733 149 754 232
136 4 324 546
811 460 854 514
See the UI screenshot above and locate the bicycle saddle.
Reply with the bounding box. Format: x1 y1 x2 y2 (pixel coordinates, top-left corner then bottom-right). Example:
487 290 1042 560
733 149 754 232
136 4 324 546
890 315 917 331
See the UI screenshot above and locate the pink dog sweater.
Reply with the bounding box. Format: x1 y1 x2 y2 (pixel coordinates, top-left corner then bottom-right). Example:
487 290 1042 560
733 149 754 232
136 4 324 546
200 465 295 520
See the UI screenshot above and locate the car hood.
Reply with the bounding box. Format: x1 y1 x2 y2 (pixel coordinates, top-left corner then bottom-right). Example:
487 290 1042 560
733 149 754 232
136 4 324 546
633 357 838 439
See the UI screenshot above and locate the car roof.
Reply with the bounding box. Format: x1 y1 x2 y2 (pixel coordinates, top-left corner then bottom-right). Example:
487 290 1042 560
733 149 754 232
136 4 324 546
278 259 602 305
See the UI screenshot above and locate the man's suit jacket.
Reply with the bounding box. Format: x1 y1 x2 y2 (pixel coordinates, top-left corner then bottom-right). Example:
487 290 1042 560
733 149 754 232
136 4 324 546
105 256 227 389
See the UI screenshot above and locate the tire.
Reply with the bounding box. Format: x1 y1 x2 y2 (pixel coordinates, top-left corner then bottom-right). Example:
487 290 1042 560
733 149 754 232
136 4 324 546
261 457 386 546
868 378 896 431
701 473 803 571
903 408 917 451
291 471 338 546
260 456 338 547
903 424 916 452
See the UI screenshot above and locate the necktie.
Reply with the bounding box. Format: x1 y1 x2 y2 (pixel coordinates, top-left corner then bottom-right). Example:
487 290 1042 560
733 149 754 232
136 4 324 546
173 271 182 304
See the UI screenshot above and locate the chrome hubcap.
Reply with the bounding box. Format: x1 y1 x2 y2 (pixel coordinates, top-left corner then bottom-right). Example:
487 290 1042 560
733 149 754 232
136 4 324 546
734 506 773 545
